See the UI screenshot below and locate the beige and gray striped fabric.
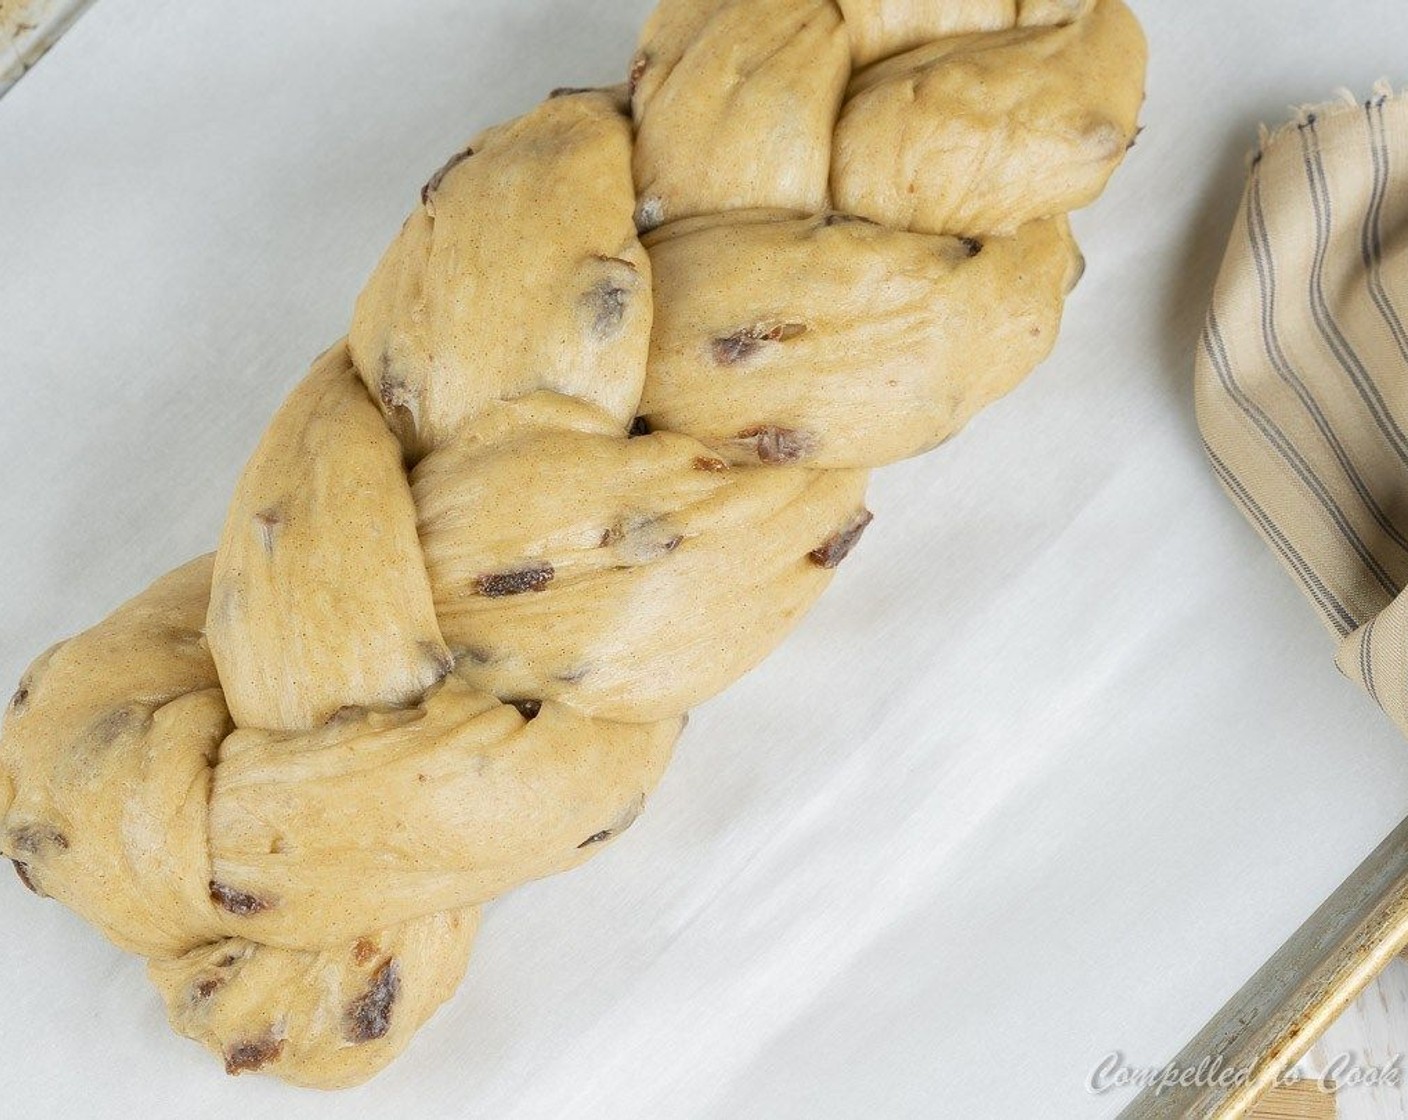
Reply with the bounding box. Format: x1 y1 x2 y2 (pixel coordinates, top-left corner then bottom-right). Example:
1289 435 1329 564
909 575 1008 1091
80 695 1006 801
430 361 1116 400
1197 85 1408 733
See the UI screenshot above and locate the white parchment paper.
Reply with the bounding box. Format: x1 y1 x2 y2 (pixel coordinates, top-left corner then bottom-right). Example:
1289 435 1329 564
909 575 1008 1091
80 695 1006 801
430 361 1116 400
3 2 1408 1116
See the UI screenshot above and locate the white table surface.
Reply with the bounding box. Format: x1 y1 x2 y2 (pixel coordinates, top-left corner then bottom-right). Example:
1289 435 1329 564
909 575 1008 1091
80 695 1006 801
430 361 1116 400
3 1 1408 1117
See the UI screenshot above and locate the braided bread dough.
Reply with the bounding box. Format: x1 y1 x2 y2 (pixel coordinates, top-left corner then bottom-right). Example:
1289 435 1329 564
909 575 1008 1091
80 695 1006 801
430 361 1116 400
0 0 1145 1088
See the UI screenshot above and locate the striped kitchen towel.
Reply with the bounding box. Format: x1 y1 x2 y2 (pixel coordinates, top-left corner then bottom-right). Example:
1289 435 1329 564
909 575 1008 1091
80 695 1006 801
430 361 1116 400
1197 84 1408 733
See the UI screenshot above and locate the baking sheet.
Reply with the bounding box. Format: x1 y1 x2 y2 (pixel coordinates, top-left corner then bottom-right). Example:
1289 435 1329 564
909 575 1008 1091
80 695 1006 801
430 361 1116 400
0 0 95 95
3 1 1408 1116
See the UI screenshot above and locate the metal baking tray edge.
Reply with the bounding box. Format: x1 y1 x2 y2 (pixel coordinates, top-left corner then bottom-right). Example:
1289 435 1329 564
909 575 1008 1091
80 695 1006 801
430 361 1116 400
1119 814 1408 1118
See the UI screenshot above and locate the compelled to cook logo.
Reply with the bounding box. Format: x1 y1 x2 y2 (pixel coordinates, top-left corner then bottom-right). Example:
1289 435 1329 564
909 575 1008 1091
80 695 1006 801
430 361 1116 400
1085 1050 1404 1096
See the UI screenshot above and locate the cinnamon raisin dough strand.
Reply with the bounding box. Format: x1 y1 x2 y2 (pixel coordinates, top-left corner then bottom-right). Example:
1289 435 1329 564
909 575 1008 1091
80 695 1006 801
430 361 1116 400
639 211 1083 468
832 0 1146 235
0 559 481 1084
350 89 651 459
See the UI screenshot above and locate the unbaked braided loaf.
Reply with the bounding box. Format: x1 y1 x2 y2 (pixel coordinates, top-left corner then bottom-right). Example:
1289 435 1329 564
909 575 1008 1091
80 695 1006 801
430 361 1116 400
0 0 1145 1088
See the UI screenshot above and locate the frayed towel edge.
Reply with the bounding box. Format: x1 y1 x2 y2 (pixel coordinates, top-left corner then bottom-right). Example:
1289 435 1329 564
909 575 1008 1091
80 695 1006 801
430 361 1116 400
1251 79 1404 164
